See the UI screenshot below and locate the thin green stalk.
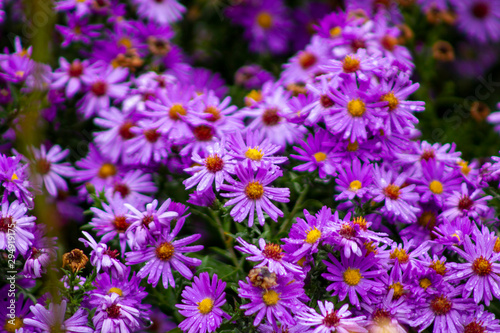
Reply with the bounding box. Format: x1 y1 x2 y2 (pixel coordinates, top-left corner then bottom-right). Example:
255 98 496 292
209 209 240 268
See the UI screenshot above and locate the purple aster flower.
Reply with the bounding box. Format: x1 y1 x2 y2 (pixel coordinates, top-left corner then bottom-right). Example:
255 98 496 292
297 301 367 333
108 170 157 205
52 58 98 98
283 206 332 260
22 225 57 279
335 158 373 201
55 0 91 16
0 200 35 256
300 76 338 126
124 198 178 249
125 218 203 289
235 237 302 276
0 154 34 208
441 183 492 221
432 216 474 247
291 128 337 179
24 300 93 333
238 274 307 330
176 272 230 333
220 161 290 227
79 231 127 278
372 165 420 223
56 14 103 47
185 68 228 98
322 251 385 309
28 144 74 197
187 187 216 207
90 193 132 254
132 0 186 24
448 226 500 306
325 75 386 143
0 293 34 332
460 305 500 332
412 285 475 333
126 120 169 165
412 160 462 208
92 293 143 333
397 140 461 167
321 48 382 82
227 130 287 171
183 141 235 192
453 0 500 43
78 64 129 118
388 238 430 270
362 287 412 333
0 54 34 84
94 107 138 164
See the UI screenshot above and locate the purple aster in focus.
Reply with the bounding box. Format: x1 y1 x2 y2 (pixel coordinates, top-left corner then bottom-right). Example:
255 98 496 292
183 141 235 192
388 238 430 270
322 49 382 82
413 160 462 207
127 120 169 165
78 64 129 118
125 218 203 289
296 301 367 333
227 130 287 171
92 293 143 333
176 272 230 333
413 285 474 333
23 300 93 333
453 0 500 43
448 226 500 306
133 0 186 24
90 193 132 254
291 128 337 179
28 144 74 197
322 251 385 309
441 183 492 221
238 274 307 330
397 140 462 167
22 225 57 279
325 75 386 143
235 237 301 276
124 198 178 249
0 200 35 256
220 161 290 226
79 231 127 278
108 170 157 205
335 158 373 201
372 165 420 223
283 206 332 260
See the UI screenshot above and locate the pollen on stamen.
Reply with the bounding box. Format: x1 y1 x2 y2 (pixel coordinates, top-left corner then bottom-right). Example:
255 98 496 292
197 298 214 314
262 243 284 260
245 147 264 161
245 181 264 200
429 180 444 194
349 180 362 191
381 92 399 111
347 99 366 117
390 248 409 264
305 227 321 244
342 55 361 73
262 290 280 306
472 256 492 276
298 51 317 69
352 216 368 231
343 268 362 286
430 295 452 315
204 154 224 173
384 184 400 200
430 260 447 276
155 242 175 261
169 103 187 120
204 106 221 122
313 152 327 162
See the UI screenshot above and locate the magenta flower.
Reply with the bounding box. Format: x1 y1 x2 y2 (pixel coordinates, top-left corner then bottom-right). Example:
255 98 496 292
297 301 367 333
453 0 500 43
22 225 57 279
92 293 143 333
441 183 492 221
0 200 35 256
24 300 92 333
132 0 186 24
55 0 92 16
220 161 290 227
176 272 230 333
52 58 98 98
127 120 169 165
108 170 157 205
79 231 127 278
0 153 34 208
235 237 302 276
183 141 235 192
335 158 373 201
125 218 203 289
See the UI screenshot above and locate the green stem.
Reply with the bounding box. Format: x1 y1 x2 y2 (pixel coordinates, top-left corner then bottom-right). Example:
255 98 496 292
278 184 310 235
209 209 240 268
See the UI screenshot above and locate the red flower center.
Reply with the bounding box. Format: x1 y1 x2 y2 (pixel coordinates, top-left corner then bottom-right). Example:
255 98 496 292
384 184 400 200
0 216 13 232
262 108 281 126
91 81 107 97
430 295 452 315
472 256 492 276
119 121 135 140
144 129 161 143
298 51 317 69
104 248 119 259
458 195 474 211
36 158 51 175
193 125 214 141
464 321 486 333
113 216 129 232
471 2 489 19
106 304 121 318
420 149 435 161
320 95 335 108
114 183 130 198
205 154 224 173
322 310 340 328
262 243 284 260
69 61 83 77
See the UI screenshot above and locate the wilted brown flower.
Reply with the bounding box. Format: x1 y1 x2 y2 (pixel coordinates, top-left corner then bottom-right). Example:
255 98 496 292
470 101 491 122
248 267 278 289
432 41 455 62
62 249 88 273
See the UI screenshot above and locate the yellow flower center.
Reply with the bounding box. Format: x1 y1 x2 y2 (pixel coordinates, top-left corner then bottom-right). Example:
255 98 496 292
98 163 117 179
458 160 471 176
245 90 262 106
347 99 366 117
429 180 444 194
245 148 263 161
4 317 23 332
118 37 132 49
262 290 280 306
197 298 214 314
313 152 327 162
297 257 307 267
349 180 362 191
430 260 447 275
329 26 342 37
352 216 367 231
169 103 187 120
472 256 492 276
108 287 123 296
15 71 25 78
343 268 362 286
342 55 361 73
389 282 404 299
384 184 400 200
11 173 18 180
494 238 500 253
390 248 409 263
256 11 273 29
305 227 321 244
419 278 432 289
205 154 224 173
381 92 399 111
245 181 264 200
155 242 175 261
